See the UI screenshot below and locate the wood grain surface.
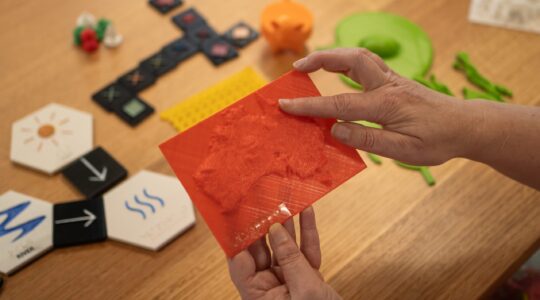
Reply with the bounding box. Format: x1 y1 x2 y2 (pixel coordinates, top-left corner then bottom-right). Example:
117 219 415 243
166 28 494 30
0 0 539 299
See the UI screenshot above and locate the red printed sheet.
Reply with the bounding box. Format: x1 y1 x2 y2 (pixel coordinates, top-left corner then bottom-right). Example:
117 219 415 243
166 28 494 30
160 71 366 257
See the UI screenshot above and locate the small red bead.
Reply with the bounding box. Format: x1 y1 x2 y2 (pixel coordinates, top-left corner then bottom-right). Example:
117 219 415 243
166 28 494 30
80 28 98 42
82 39 99 53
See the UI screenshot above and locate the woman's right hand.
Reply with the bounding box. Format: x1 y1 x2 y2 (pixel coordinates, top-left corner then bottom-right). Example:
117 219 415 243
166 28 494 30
279 48 540 189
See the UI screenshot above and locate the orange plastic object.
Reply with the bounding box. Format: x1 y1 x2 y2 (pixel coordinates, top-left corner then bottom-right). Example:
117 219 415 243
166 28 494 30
159 71 366 257
261 0 313 53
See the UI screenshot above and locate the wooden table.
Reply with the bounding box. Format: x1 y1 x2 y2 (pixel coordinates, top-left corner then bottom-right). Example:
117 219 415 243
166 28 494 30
1 0 539 299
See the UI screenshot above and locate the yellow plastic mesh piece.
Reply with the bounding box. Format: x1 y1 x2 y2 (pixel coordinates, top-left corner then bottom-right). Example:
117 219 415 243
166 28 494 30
160 67 267 132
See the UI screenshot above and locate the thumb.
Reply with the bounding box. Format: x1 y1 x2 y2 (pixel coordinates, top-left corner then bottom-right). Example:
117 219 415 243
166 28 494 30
269 223 321 291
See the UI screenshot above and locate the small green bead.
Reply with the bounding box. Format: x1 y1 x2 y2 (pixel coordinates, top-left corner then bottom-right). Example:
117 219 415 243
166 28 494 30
73 26 84 46
95 18 110 42
358 35 400 59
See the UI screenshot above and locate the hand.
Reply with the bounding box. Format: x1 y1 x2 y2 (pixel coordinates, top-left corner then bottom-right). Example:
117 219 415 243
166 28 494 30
279 48 479 166
227 207 342 300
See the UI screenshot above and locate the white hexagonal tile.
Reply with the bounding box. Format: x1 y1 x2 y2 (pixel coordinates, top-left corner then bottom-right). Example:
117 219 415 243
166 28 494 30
10 103 93 174
103 170 196 251
0 190 53 275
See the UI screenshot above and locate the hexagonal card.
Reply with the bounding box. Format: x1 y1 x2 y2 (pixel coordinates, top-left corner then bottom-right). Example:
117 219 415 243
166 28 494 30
10 103 93 175
0 191 53 275
103 170 195 251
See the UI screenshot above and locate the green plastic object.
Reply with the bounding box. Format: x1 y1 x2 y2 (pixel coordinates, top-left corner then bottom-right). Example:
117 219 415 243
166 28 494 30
358 35 400 59
454 52 512 101
414 74 453 96
462 88 501 102
357 120 382 129
394 161 436 186
328 12 433 89
95 18 110 42
73 26 84 46
367 153 383 165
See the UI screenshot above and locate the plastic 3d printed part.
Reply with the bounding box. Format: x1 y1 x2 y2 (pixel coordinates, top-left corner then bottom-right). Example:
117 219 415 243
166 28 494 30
103 23 123 48
261 0 313 53
325 12 433 89
10 103 93 175
160 71 366 257
103 170 195 251
0 191 53 275
454 52 512 101
160 67 267 132
414 74 454 96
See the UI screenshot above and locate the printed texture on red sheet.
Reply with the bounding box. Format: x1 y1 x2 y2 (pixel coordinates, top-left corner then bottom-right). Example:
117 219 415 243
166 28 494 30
160 71 366 257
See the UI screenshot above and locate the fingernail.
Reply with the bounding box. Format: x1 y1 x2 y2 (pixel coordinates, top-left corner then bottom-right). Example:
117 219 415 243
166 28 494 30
293 57 307 68
278 99 291 107
269 223 288 243
332 123 351 141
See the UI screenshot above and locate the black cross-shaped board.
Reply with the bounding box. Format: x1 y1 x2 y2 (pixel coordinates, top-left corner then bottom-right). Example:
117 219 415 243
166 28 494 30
92 83 133 111
117 67 156 93
172 8 206 31
162 37 198 64
140 51 177 77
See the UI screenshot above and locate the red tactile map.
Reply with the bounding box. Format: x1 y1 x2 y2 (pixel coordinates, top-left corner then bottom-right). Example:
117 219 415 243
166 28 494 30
160 71 366 257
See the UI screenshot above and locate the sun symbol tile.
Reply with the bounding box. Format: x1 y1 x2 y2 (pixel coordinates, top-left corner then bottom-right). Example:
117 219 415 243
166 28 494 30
10 103 93 174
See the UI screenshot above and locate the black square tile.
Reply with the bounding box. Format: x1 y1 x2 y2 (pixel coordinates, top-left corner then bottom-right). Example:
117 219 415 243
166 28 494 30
223 22 259 48
162 37 198 64
140 51 177 76
201 37 238 66
172 8 206 31
113 96 155 127
92 83 133 111
118 67 156 93
62 147 127 198
186 24 218 48
53 197 107 247
149 0 183 14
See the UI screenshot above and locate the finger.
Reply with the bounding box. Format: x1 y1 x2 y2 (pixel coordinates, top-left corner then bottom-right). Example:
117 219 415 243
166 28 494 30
279 90 385 122
359 49 391 73
272 265 285 283
273 218 297 267
283 218 296 244
227 250 256 290
300 206 321 270
248 237 271 271
331 122 420 160
268 223 322 291
292 48 390 90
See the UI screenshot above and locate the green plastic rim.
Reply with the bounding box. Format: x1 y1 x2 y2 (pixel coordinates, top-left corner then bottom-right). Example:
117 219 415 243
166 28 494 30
333 12 433 89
